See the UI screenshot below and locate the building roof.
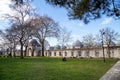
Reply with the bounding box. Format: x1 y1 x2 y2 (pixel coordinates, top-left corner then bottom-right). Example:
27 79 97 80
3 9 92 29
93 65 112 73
30 39 41 47
73 40 83 47
54 45 61 49
116 41 120 46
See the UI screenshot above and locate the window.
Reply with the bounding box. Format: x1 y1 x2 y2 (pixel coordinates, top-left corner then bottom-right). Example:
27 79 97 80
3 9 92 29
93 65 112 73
59 52 62 56
86 51 89 57
49 52 51 56
78 51 81 56
112 50 114 54
65 52 67 56
112 50 114 57
95 51 99 57
45 52 47 56
71 52 74 56
54 52 56 56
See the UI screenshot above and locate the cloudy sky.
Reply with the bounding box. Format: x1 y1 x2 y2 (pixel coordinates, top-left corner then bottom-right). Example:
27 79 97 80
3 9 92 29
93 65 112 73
0 0 120 46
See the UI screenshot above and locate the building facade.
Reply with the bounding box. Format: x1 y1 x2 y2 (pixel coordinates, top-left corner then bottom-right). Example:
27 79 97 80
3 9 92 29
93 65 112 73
4 39 120 58
43 46 120 58
26 39 120 58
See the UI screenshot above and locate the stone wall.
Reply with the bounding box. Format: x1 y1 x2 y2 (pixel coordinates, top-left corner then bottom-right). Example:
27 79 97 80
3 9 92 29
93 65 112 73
44 46 120 58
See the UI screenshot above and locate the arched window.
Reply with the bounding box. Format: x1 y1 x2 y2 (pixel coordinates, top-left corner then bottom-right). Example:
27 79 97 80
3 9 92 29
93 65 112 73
65 52 67 56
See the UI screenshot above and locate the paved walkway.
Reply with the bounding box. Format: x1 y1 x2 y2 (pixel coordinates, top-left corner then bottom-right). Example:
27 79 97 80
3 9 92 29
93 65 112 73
100 60 120 80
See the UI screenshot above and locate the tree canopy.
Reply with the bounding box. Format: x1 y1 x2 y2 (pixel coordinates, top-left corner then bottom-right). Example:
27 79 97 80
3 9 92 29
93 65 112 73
12 0 120 23
46 0 120 23
32 15 60 56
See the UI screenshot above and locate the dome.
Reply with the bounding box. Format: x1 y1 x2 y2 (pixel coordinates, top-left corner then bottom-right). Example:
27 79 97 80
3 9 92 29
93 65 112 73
116 41 120 46
30 39 40 47
48 46 54 50
110 41 116 46
61 46 66 49
44 40 50 50
54 45 61 49
73 40 83 47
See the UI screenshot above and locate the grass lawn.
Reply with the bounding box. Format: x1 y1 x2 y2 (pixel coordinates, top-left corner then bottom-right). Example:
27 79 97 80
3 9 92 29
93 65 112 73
0 57 118 80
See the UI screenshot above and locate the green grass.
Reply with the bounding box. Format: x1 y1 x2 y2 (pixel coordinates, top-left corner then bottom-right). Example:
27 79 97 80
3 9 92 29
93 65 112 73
0 57 118 80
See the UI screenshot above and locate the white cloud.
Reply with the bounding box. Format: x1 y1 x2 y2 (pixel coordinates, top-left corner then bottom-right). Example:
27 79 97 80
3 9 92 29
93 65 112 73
0 0 12 19
78 22 84 27
101 18 113 25
60 21 84 29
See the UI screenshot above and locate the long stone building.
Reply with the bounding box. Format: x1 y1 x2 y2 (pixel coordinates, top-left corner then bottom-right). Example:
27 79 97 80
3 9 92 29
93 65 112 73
26 39 120 58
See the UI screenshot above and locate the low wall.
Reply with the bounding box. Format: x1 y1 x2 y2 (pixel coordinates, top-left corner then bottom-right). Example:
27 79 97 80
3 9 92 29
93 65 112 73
100 60 120 80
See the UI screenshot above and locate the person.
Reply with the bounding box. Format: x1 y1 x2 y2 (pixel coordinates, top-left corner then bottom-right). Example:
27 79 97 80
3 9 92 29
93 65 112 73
62 57 67 61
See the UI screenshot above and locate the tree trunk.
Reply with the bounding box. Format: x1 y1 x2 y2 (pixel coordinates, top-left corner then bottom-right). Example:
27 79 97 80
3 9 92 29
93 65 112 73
38 50 40 56
41 41 44 56
9 48 12 57
20 40 24 59
108 45 111 58
13 51 16 57
32 48 35 56
13 42 16 57
6 49 9 57
24 45 28 56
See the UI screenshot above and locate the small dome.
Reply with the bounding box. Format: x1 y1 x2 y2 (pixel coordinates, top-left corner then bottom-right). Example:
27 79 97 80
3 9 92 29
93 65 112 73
44 40 50 50
49 46 54 50
30 39 40 47
73 40 83 47
54 45 61 49
110 41 116 46
116 41 120 46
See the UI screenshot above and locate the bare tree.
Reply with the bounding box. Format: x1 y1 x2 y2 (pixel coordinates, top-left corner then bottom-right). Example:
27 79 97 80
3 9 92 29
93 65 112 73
33 15 60 56
57 27 72 48
103 27 119 58
94 34 104 48
4 0 35 59
0 31 5 53
0 30 5 45
24 40 29 57
0 30 13 57
99 29 106 62
5 28 18 57
82 34 96 48
11 22 33 58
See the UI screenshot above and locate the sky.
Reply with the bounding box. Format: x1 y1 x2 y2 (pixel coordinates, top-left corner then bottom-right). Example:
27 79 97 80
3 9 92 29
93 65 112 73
0 0 120 46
